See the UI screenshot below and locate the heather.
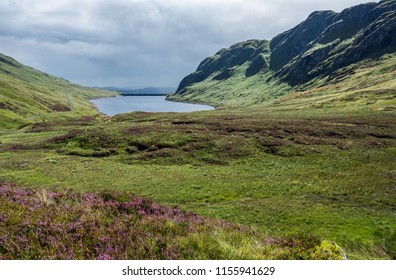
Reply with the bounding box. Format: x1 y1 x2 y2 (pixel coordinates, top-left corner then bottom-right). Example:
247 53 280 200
0 182 344 260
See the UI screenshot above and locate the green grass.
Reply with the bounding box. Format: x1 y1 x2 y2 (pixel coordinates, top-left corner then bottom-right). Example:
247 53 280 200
169 64 291 107
0 53 115 129
169 53 396 111
1 103 395 259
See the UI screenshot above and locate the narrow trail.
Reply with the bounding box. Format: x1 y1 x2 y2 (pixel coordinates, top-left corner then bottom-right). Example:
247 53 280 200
67 97 75 112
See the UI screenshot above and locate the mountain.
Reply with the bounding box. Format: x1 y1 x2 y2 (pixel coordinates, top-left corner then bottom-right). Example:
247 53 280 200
176 40 270 92
0 53 114 128
103 87 176 95
170 0 396 107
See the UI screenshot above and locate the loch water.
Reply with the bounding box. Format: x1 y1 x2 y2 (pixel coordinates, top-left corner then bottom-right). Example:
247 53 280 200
91 95 214 116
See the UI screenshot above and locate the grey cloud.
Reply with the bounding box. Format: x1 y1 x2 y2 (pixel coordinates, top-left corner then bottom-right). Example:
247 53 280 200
0 0 376 88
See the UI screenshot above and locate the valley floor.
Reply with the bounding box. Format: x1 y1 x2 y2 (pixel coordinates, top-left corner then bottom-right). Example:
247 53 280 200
0 103 395 259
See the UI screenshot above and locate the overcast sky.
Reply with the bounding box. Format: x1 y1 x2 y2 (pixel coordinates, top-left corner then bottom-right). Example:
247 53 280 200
0 0 376 88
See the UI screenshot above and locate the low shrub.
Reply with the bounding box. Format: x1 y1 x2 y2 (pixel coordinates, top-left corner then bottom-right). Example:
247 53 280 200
0 182 345 260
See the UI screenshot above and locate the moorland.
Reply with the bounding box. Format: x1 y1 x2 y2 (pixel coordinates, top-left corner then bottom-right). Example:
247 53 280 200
1 0 395 260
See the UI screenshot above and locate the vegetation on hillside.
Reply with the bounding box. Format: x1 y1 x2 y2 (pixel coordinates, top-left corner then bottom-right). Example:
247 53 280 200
170 0 396 107
0 53 114 129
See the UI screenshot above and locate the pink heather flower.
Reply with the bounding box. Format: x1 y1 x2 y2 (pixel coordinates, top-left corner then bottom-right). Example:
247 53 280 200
132 197 143 206
97 254 112 260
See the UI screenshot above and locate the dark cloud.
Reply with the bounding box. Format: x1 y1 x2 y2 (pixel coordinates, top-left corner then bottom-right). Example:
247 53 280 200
0 0 375 88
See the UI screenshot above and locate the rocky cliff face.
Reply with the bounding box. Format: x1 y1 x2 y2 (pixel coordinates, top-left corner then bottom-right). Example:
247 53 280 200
274 0 396 85
175 0 396 97
176 39 270 93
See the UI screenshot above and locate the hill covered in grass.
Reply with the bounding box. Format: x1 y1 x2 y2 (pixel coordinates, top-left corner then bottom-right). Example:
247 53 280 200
170 0 396 107
0 53 114 129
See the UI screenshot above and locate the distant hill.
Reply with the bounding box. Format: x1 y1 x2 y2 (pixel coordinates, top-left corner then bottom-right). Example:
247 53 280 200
103 87 176 96
170 0 396 107
0 53 114 128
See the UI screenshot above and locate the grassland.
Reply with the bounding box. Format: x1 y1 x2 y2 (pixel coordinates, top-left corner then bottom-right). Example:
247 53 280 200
1 99 395 259
0 53 395 260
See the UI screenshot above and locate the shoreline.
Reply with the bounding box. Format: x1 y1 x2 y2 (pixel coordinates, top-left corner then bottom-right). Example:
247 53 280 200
165 94 219 109
89 95 215 116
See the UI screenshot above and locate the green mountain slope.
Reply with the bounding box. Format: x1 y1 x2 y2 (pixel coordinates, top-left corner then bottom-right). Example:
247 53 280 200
0 53 114 129
170 0 396 107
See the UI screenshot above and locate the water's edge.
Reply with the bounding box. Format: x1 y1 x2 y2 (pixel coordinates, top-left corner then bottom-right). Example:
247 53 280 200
165 95 219 109
90 95 215 116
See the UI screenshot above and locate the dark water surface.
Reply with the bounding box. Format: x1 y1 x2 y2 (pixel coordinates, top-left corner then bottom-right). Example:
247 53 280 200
91 96 214 116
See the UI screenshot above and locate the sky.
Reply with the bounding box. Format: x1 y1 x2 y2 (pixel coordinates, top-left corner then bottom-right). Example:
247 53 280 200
0 0 377 88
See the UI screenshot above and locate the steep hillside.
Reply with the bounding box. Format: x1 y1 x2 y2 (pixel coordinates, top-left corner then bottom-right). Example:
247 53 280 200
271 0 396 85
176 39 270 93
170 0 396 107
0 53 114 129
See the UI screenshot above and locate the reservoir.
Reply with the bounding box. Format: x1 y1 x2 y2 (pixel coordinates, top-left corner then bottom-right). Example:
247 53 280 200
91 95 214 116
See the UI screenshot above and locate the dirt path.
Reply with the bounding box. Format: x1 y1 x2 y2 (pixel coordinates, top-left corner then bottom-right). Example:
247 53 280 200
67 97 75 112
